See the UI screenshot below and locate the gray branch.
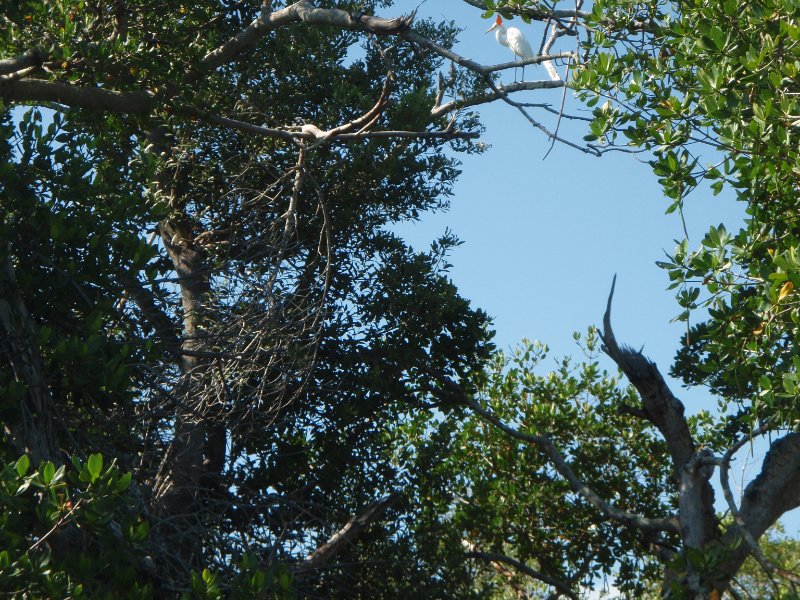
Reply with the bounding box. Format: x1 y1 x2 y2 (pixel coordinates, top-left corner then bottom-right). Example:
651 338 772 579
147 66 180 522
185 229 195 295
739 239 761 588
0 47 45 75
466 551 580 599
599 276 717 547
600 276 696 477
0 79 155 112
716 431 800 589
459 0 591 21
431 80 566 118
299 492 401 572
459 391 678 534
189 108 477 142
190 0 414 82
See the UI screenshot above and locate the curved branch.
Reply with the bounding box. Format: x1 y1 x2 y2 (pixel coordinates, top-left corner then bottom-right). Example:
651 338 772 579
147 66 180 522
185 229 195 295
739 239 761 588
190 0 414 82
717 431 800 589
0 47 45 75
187 107 477 142
0 79 155 112
600 275 696 475
599 276 717 548
459 0 658 31
461 393 678 534
431 79 567 118
466 550 579 599
718 424 792 587
299 492 402 572
459 0 591 21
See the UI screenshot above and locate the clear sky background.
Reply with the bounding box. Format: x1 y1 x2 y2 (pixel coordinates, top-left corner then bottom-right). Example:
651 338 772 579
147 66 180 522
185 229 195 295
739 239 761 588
387 1 799 532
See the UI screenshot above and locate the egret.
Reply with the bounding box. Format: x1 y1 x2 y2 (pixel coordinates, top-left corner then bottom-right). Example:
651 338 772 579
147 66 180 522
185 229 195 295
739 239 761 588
486 15 559 82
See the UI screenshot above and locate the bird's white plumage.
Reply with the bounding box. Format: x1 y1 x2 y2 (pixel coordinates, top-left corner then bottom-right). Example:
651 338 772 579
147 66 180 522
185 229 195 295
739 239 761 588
504 26 534 60
486 16 561 82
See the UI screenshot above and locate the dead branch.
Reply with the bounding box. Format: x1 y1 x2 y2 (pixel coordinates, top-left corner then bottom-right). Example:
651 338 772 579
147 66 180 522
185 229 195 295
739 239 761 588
599 276 716 548
599 276 696 478
299 492 401 572
466 549 580 600
431 372 679 535
0 47 45 75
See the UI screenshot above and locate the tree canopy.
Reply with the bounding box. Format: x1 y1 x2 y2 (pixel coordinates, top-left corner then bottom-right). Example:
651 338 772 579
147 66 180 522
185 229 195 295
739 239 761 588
1 0 799 598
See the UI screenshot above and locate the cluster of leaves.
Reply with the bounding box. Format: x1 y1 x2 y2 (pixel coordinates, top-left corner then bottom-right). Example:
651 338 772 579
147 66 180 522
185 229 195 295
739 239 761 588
0 106 162 455
0 452 296 599
2 0 496 595
571 0 800 431
404 331 674 596
0 453 150 598
183 556 295 600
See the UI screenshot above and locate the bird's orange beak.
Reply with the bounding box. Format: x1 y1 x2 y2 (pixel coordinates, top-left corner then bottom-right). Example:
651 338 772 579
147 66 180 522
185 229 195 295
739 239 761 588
485 14 502 33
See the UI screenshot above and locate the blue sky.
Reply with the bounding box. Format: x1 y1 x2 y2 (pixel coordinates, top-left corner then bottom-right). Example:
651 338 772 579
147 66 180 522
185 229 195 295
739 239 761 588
392 0 742 408
388 1 799 530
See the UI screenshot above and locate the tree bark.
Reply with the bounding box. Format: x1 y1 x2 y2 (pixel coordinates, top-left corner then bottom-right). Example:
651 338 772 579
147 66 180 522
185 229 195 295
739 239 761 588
0 245 58 464
152 217 224 569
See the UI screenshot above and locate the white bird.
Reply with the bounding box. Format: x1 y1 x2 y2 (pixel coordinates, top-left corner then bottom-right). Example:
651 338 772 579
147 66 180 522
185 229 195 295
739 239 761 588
486 15 559 82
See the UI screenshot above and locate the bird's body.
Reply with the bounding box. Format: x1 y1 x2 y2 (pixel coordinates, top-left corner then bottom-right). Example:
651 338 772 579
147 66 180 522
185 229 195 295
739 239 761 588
486 15 560 82
493 19 534 62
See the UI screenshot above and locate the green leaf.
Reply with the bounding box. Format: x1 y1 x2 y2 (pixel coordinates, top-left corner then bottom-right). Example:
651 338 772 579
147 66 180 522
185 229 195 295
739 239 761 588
87 453 103 482
15 455 30 477
41 461 56 486
52 464 66 485
117 471 132 491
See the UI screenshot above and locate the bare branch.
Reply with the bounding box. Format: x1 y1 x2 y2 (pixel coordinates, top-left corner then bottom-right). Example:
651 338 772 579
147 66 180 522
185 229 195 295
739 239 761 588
465 550 580 600
717 431 800 589
600 276 716 547
477 76 599 155
0 47 45 75
190 0 414 82
29 499 83 552
186 107 477 142
459 0 658 31
403 28 573 77
739 432 800 539
718 424 795 590
431 80 566 119
459 0 591 21
600 276 696 476
0 79 155 112
299 492 401 572
457 390 678 534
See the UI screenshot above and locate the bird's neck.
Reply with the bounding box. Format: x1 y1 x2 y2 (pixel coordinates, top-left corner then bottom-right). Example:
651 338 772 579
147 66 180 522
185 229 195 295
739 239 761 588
495 27 508 47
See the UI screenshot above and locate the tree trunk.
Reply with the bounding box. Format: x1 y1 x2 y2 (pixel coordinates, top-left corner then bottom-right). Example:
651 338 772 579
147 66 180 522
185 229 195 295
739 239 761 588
0 245 58 464
152 218 227 571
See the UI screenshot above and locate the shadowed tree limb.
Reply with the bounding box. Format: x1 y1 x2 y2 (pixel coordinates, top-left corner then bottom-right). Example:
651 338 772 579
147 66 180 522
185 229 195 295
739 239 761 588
465 548 580 600
716 432 800 589
460 393 679 534
0 47 45 75
0 246 58 464
298 492 402 572
119 272 181 355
